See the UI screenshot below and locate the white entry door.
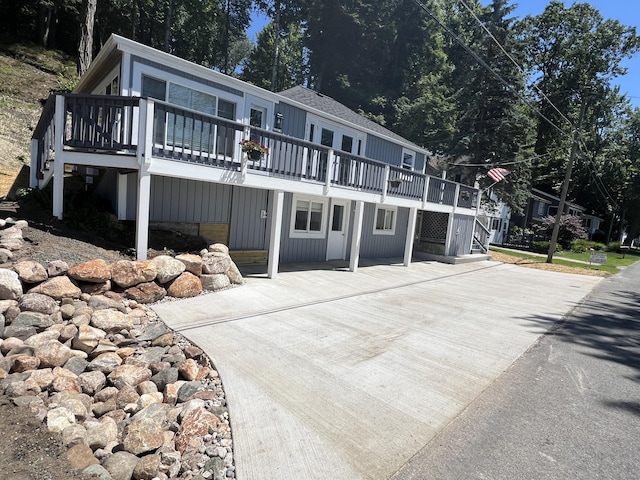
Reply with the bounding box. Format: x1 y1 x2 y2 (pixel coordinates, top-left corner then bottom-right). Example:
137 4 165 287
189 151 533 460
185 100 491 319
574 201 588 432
327 199 350 260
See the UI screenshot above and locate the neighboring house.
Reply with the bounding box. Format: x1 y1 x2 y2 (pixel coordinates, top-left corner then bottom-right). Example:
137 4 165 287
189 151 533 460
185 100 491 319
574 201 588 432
30 34 482 278
582 214 603 240
476 189 510 245
512 188 585 231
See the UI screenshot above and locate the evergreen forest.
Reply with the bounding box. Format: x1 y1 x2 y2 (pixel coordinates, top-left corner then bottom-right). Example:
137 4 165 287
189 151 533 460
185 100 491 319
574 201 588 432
2 0 640 241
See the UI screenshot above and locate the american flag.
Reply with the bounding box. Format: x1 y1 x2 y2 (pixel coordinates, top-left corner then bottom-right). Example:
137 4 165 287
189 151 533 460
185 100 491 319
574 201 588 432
487 167 510 182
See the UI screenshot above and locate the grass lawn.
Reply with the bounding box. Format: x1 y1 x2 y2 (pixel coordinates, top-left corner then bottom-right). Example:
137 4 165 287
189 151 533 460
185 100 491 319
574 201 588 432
490 246 636 275
555 249 640 268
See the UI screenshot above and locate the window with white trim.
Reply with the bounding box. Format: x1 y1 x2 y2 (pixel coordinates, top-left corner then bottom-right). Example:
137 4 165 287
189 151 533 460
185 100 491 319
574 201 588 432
537 202 546 216
402 148 415 170
290 195 328 238
373 205 397 235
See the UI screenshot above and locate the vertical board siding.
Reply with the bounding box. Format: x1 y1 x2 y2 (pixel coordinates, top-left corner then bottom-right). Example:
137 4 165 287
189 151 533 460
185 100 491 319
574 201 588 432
277 103 307 140
149 176 231 222
365 136 402 166
229 187 268 250
359 203 408 258
279 193 327 263
416 152 426 172
448 214 475 256
126 172 138 220
94 170 118 212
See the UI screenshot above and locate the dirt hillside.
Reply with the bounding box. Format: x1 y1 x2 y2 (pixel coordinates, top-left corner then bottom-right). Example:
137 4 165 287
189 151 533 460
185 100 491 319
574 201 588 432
0 42 77 198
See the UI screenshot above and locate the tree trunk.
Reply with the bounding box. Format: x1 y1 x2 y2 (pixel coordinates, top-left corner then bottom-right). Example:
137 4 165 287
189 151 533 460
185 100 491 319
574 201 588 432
164 0 174 52
77 0 97 76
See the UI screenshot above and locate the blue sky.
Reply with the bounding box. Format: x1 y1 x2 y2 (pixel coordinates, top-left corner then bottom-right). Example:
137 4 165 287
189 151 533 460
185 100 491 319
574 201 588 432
248 1 640 107
501 0 640 107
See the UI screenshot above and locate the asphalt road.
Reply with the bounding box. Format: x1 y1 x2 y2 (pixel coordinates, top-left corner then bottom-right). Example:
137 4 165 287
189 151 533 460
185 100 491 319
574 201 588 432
391 262 640 480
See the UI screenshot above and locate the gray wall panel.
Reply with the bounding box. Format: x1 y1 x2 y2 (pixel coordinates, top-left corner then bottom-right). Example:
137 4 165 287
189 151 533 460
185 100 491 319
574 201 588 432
277 102 307 140
448 214 475 256
149 176 231 222
126 172 137 220
365 136 403 166
359 203 408 258
279 193 327 263
229 187 268 250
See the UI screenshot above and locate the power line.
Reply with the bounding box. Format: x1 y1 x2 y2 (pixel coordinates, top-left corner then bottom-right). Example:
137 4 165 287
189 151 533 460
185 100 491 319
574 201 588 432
457 0 576 132
409 0 571 140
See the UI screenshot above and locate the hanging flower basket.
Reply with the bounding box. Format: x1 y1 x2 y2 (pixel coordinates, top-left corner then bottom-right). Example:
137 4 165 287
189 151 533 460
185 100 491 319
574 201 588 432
240 139 269 160
388 178 403 188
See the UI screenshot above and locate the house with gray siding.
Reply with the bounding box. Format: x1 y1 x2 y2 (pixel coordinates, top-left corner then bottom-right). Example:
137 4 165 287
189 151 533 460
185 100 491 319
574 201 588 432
30 34 485 278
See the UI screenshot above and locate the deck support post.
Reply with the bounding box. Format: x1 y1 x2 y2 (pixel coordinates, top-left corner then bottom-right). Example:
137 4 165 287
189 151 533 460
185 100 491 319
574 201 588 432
267 189 284 279
444 184 461 256
117 173 128 220
349 200 364 272
324 149 334 195
404 207 418 267
135 167 151 260
135 98 153 260
382 165 390 203
52 95 65 219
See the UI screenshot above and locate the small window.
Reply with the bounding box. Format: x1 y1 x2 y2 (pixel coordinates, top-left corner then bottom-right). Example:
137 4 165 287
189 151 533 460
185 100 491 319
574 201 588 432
537 202 546 216
321 128 334 147
402 149 415 170
218 99 236 120
341 135 353 153
250 107 265 128
373 205 397 235
290 195 328 239
548 206 558 216
142 76 166 101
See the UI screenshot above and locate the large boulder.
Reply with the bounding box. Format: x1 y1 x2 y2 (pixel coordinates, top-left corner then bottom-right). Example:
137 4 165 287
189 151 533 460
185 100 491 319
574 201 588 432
29 276 81 300
152 255 186 284
13 260 48 284
67 259 111 283
109 260 157 288
166 272 202 298
0 268 22 300
124 281 166 304
90 309 133 333
18 293 58 315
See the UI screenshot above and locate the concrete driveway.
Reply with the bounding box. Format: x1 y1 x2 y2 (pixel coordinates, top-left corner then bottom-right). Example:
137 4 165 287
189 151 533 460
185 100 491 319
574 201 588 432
152 259 602 480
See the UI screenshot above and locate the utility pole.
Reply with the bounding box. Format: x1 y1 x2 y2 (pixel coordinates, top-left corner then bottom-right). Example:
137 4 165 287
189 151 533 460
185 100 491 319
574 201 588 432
546 99 587 263
271 1 281 91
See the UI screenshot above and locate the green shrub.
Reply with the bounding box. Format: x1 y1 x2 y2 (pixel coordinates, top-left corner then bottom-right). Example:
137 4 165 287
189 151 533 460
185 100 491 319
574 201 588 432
606 241 621 252
572 239 606 253
531 241 559 254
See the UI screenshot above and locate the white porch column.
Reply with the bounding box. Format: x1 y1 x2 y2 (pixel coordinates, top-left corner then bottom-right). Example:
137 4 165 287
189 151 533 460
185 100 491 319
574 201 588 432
135 167 151 260
135 98 153 261
324 148 334 195
117 173 128 220
382 165 390 203
267 189 285 279
349 200 365 272
403 207 418 267
52 95 65 219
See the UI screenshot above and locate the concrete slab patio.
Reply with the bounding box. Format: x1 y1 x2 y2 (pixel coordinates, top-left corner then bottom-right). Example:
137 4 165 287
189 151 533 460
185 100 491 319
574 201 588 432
152 259 602 480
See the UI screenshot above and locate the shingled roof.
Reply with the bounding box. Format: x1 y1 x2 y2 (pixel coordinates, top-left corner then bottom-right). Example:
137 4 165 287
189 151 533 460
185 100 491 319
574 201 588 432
278 86 425 151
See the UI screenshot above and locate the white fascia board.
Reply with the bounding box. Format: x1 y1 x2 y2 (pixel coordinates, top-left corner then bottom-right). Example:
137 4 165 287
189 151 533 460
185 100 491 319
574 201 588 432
62 151 139 170
144 158 452 212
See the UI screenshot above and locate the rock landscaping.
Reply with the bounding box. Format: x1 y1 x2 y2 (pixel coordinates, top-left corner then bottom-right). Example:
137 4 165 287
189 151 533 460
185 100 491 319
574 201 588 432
0 217 242 480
